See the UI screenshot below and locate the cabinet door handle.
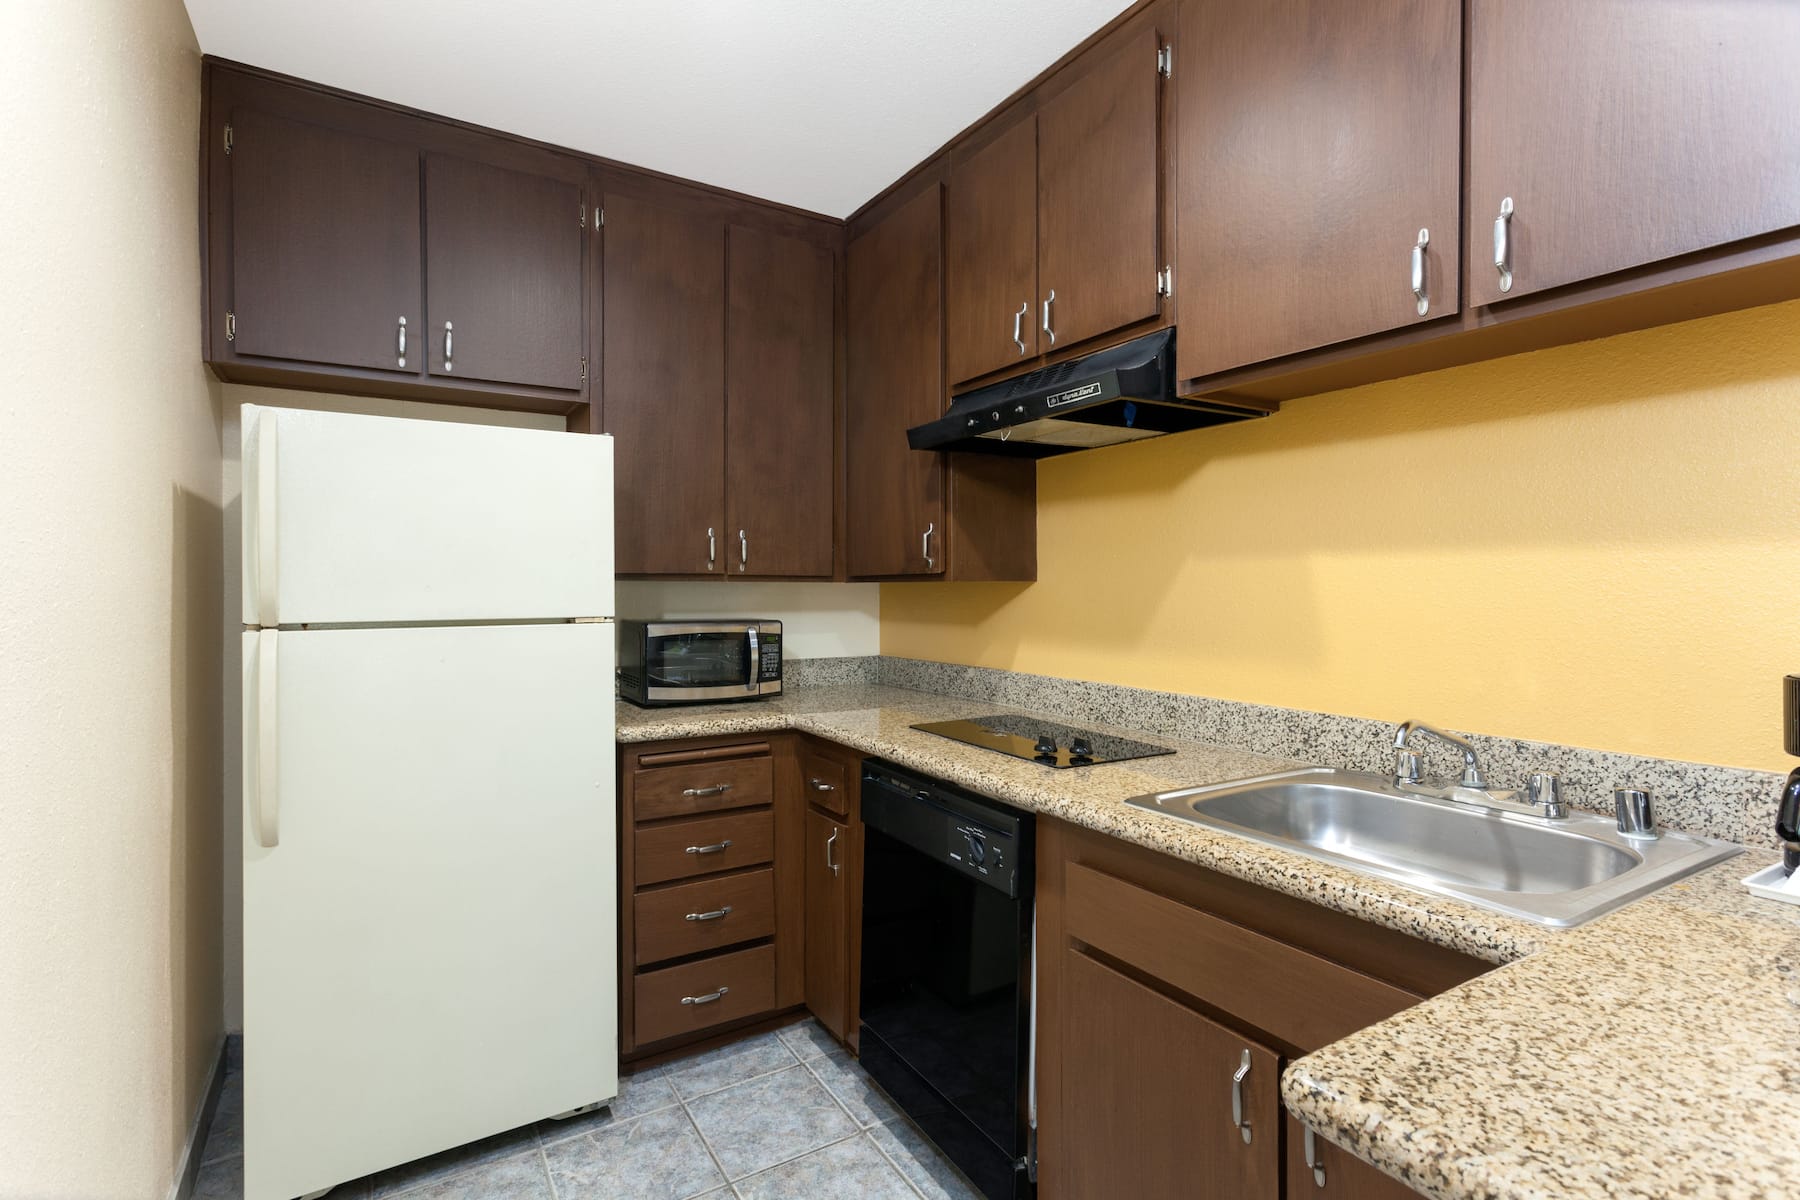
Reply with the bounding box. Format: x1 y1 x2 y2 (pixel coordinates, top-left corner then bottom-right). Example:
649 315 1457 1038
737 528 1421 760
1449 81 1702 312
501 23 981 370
1041 289 1056 346
1012 302 1028 354
922 522 936 570
396 316 408 368
738 529 748 572
1231 1049 1252 1144
826 827 840 877
1411 229 1430 316
685 839 732 855
706 527 716 570
680 987 729 1006
1493 196 1514 293
682 783 732 798
684 905 733 922
443 320 454 371
808 778 836 793
1303 1128 1327 1188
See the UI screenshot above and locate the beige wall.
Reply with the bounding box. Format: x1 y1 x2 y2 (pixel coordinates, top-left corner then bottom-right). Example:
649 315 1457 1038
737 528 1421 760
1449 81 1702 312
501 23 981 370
884 298 1800 774
0 2 225 1198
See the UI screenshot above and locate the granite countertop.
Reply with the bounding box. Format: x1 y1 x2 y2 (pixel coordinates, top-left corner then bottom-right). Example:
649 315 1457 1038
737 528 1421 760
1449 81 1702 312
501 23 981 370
620 683 1796 1199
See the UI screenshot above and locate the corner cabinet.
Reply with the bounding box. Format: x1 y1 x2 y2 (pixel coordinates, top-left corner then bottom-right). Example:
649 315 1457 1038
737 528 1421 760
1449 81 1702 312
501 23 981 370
1035 818 1485 1199
203 64 591 415
946 24 1166 387
845 185 1037 581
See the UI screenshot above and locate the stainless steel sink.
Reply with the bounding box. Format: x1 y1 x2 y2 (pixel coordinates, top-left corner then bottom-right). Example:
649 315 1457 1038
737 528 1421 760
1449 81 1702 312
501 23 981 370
1126 768 1740 926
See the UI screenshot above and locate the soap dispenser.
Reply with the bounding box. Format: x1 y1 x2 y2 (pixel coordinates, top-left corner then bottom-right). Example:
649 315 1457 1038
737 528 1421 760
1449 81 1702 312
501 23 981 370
1781 675 1800 877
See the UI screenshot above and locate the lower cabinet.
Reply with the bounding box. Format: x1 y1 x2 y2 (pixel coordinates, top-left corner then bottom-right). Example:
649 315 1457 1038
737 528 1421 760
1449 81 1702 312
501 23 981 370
1038 817 1485 1199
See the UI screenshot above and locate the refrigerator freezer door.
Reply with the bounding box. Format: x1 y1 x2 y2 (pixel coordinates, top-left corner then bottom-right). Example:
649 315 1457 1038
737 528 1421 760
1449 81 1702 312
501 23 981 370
241 405 613 626
242 623 617 1200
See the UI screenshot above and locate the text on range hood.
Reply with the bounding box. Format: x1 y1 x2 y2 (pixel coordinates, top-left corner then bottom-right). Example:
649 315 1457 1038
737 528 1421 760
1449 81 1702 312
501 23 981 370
906 329 1275 458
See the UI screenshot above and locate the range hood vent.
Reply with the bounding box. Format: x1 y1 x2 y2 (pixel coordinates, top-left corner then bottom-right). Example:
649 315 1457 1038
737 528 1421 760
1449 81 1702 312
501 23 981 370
906 329 1273 458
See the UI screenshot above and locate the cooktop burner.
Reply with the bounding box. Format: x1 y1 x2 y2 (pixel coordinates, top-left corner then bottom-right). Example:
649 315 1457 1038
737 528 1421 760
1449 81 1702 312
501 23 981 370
911 714 1175 769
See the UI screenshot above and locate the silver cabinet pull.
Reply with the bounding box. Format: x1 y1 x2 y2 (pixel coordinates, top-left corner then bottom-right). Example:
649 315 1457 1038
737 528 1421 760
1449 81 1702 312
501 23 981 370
680 987 729 1006
684 905 733 922
922 522 936 570
685 839 732 855
1012 302 1028 355
1041 289 1056 346
1231 1050 1252 1144
396 316 408 367
1411 229 1430 316
1493 197 1514 293
1303 1128 1327 1188
706 527 716 570
682 783 732 798
738 529 748 572
826 826 841 876
443 320 454 371
808 778 836 793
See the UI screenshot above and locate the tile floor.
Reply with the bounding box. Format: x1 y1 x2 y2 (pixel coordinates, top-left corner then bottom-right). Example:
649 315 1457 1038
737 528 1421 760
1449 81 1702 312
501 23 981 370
195 1021 984 1200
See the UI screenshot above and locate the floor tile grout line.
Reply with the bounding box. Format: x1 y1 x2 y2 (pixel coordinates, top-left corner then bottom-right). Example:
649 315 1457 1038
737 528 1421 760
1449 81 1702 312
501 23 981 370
864 1128 934 1200
536 1139 561 1200
682 1063 866 1186
677 1087 738 1196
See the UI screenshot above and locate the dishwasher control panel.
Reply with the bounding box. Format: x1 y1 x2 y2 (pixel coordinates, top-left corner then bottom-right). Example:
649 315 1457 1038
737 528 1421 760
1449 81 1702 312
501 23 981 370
861 762 1030 898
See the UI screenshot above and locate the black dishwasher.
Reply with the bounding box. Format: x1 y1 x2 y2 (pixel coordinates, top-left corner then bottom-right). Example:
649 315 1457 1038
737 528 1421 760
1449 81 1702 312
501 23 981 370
858 759 1035 1200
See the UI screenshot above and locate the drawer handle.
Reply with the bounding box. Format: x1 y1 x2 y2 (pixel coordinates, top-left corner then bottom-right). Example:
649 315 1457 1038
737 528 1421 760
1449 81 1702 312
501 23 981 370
681 987 729 1006
826 827 840 877
683 784 732 798
685 839 733 856
1231 1049 1252 1144
808 778 836 792
684 905 733 922
1304 1128 1327 1189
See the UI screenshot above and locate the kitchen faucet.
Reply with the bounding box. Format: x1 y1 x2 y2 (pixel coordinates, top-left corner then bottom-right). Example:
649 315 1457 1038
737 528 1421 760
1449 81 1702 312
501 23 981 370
1392 721 1489 788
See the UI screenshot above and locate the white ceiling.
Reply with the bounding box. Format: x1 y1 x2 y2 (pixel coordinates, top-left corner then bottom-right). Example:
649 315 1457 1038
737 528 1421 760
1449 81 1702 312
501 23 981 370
182 0 1137 219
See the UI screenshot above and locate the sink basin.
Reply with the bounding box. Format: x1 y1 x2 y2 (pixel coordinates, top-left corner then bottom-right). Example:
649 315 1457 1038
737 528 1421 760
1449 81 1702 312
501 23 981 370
1126 768 1740 926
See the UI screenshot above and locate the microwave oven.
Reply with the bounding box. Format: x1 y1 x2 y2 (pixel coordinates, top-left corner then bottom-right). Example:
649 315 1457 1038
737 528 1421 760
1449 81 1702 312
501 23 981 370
618 619 783 707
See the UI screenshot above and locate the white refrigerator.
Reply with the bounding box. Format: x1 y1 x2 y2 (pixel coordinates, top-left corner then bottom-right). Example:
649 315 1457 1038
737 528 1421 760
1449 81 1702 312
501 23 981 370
239 405 617 1200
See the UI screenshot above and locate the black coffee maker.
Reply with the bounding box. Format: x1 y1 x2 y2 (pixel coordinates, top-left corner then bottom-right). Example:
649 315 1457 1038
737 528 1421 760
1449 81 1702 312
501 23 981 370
1781 676 1800 876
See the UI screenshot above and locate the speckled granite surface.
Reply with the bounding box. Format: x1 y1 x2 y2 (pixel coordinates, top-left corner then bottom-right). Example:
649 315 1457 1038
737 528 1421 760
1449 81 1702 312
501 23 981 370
619 683 1555 963
1284 854 1800 1200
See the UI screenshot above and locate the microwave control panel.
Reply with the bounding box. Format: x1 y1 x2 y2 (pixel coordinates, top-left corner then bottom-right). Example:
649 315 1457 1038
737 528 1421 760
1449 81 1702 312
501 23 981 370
759 632 782 680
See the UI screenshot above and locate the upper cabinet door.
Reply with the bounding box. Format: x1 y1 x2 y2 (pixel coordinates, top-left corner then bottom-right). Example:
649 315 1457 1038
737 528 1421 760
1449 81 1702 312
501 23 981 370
725 226 835 579
1467 0 1800 307
945 117 1039 385
602 193 726 576
424 155 585 391
847 187 946 578
1037 28 1164 356
229 109 422 374
1177 0 1460 381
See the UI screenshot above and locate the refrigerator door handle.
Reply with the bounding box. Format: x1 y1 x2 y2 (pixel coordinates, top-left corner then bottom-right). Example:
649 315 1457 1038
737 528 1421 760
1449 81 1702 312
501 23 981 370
246 630 281 848
253 412 280 624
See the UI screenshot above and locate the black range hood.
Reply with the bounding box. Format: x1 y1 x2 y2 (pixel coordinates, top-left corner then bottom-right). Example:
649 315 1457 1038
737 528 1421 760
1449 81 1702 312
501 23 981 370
906 329 1272 458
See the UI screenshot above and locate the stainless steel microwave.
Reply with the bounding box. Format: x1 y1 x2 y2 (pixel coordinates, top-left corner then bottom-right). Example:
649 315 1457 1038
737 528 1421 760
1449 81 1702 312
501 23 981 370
618 620 783 707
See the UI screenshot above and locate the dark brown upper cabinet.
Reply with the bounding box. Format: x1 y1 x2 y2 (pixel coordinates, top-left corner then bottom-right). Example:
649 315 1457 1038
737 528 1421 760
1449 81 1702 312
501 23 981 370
1466 0 1800 308
847 186 946 578
944 27 1165 388
601 192 727 577
725 225 835 579
945 118 1039 384
226 109 422 376
1176 0 1461 382
424 155 586 392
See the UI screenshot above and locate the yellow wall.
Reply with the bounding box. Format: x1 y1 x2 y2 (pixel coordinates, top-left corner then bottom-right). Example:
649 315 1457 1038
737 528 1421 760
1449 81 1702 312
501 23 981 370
0 0 224 1195
882 300 1800 774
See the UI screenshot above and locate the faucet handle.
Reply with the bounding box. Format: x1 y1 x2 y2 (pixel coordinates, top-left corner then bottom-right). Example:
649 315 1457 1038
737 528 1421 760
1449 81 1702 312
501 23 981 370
1526 772 1567 819
1615 787 1659 839
1393 747 1422 785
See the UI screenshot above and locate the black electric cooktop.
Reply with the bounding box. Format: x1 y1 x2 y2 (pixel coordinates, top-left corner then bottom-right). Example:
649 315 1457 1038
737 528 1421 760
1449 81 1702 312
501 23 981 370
911 714 1175 769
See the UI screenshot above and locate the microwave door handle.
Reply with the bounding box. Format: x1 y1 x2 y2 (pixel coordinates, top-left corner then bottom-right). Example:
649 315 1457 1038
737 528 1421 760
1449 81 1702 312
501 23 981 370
745 626 759 693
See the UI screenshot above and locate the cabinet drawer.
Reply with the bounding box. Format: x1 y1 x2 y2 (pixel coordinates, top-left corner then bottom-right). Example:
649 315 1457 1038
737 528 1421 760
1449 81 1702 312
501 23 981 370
635 869 775 966
634 944 777 1046
1064 862 1420 1051
799 749 849 818
634 754 772 822
635 810 775 887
